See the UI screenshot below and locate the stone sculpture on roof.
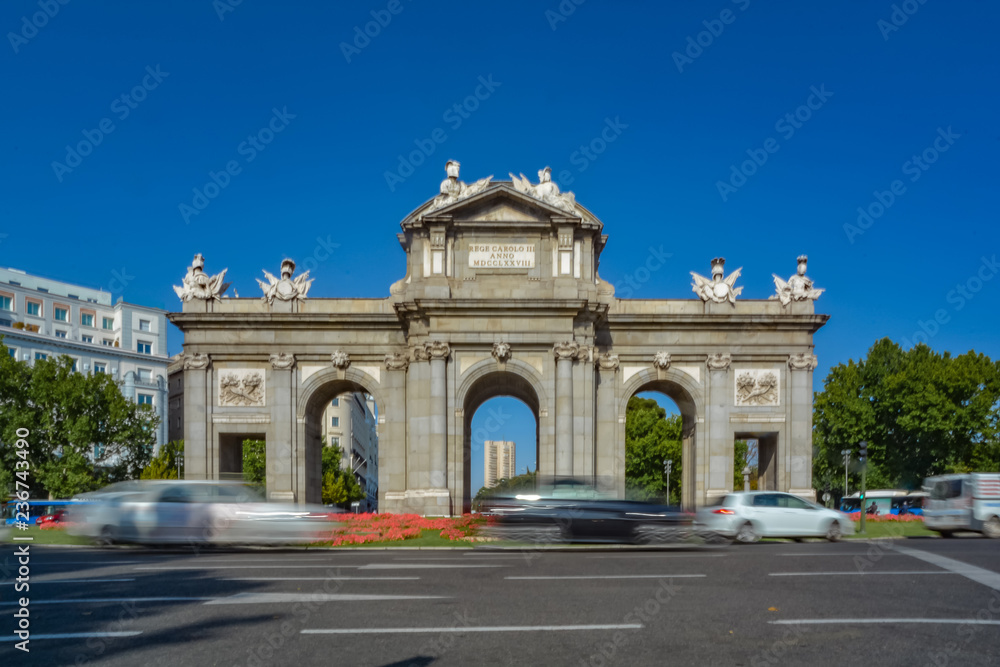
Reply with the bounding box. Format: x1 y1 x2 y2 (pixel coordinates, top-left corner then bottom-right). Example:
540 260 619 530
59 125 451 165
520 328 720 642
771 255 824 306
423 160 493 215
257 258 314 305
173 254 231 302
691 258 743 304
509 166 579 216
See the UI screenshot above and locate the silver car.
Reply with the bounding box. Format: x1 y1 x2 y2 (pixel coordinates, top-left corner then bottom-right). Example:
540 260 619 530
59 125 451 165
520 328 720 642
696 491 855 543
68 480 333 546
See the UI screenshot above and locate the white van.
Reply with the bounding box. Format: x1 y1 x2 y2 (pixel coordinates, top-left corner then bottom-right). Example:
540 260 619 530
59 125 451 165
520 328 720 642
922 473 1000 538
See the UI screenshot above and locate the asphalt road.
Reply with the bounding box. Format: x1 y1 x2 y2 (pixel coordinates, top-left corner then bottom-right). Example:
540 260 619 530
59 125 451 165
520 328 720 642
2 538 999 666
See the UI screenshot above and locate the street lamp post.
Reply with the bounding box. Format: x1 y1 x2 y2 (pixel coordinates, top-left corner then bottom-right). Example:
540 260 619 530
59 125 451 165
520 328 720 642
840 448 851 497
176 452 184 480
664 460 672 503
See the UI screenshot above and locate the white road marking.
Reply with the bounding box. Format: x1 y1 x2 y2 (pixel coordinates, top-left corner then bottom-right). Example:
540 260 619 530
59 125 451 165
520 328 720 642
769 571 955 577
302 624 644 634
223 577 420 581
358 564 504 570
36 561 145 565
771 619 1000 625
893 545 1000 591
587 553 727 559
2 578 135 584
506 574 706 580
3 631 143 641
0 597 212 606
135 565 366 570
204 593 445 605
778 553 904 557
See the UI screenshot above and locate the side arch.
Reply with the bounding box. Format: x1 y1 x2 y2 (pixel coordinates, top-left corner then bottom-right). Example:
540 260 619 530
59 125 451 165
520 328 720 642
619 367 705 510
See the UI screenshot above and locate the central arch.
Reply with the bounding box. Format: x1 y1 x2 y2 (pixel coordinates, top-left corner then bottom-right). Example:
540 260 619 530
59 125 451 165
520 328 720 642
456 359 547 513
620 368 703 509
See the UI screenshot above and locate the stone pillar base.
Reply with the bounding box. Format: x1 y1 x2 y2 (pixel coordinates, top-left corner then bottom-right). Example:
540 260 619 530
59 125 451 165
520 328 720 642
383 489 452 516
788 488 817 501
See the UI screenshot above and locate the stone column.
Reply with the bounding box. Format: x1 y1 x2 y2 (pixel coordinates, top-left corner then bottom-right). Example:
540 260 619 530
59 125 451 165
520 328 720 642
594 353 620 493
554 341 579 476
268 353 296 502
181 353 211 480
788 353 818 499
426 341 450 490
705 352 732 505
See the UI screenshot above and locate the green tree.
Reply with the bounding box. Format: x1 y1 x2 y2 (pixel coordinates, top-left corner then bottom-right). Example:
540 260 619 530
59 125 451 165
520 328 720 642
140 440 183 480
0 338 157 498
625 396 682 503
814 339 1000 492
473 470 537 509
242 439 266 487
733 439 758 491
321 440 365 507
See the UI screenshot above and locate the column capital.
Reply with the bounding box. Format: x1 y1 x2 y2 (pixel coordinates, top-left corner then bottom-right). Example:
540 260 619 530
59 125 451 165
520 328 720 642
706 352 731 371
269 352 295 370
596 352 620 371
384 352 410 371
182 352 210 370
425 340 451 360
553 340 580 360
788 353 818 371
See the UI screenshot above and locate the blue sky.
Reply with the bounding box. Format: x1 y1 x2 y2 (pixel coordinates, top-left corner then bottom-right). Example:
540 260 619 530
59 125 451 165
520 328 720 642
3 2 997 494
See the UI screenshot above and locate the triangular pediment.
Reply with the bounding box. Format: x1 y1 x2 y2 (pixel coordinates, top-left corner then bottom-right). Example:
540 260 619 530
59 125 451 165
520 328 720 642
413 183 581 223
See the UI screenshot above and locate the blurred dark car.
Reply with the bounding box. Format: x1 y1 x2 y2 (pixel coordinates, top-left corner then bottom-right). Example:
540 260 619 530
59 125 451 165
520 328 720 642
480 477 711 545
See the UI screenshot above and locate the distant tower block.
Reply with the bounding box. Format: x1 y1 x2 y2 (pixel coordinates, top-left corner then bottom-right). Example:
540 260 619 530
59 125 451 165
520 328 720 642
484 440 516 488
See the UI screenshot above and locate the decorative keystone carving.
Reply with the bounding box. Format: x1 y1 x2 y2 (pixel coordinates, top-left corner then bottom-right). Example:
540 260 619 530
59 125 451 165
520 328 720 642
596 353 620 371
384 352 410 371
788 353 818 371
173 254 230 302
706 353 732 370
691 258 743 304
257 258 314 305
219 370 265 407
425 340 451 360
269 353 295 370
330 350 351 370
182 352 210 370
491 341 512 363
653 351 672 370
736 370 780 406
553 341 580 360
772 256 824 306
411 345 430 362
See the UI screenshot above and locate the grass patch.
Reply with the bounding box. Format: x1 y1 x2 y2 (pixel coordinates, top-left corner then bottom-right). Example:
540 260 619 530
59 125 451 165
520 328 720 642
2 526 94 546
845 520 936 539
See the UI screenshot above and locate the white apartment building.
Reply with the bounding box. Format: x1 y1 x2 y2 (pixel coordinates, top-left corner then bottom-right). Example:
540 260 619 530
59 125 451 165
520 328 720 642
484 440 516 488
0 267 170 454
322 392 378 512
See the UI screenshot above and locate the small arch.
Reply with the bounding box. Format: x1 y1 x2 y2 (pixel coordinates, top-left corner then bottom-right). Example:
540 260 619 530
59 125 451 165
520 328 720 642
297 366 385 421
457 358 548 412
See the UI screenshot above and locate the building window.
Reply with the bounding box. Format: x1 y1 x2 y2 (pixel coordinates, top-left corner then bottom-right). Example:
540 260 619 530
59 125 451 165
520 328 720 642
138 394 153 406
94 444 105 460
139 319 150 331
26 301 41 317
331 416 340 428
82 335 93 343
102 317 114 330
94 362 106 374
8 347 16 358
71 359 78 372
102 339 114 347
81 313 94 327
330 437 340 447
54 307 68 322
137 340 151 354
55 330 67 339
137 368 151 382
37 287 48 293
331 397 340 407
35 352 47 361
0 295 11 311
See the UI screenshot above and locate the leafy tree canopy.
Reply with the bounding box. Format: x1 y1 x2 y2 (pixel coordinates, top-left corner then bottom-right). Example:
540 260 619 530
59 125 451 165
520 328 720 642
0 338 157 498
814 339 1000 492
625 396 682 504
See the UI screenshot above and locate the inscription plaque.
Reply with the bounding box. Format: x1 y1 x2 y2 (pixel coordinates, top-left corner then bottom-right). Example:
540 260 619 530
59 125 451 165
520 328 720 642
468 243 535 269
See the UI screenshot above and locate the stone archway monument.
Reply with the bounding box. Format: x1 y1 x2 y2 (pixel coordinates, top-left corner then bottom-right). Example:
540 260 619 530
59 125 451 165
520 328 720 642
169 161 828 515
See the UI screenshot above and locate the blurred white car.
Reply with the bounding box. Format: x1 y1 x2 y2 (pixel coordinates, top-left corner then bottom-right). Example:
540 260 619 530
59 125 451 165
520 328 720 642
67 480 333 546
696 491 854 543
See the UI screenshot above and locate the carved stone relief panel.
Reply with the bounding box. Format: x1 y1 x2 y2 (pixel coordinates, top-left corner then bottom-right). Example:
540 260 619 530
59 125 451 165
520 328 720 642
734 369 780 407
219 369 266 407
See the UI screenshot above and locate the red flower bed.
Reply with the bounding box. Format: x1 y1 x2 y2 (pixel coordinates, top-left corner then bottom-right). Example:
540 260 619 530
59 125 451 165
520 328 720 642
323 513 483 546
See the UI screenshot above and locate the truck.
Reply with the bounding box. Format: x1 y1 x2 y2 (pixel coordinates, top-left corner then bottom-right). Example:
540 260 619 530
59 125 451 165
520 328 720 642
921 473 1000 538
